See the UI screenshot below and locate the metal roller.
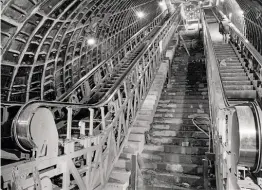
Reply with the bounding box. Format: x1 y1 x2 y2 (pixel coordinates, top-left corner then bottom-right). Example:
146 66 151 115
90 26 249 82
12 105 59 157
233 102 262 172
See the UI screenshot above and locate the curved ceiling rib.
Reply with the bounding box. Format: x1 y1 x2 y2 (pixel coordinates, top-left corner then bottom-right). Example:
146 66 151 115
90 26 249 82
1 0 162 102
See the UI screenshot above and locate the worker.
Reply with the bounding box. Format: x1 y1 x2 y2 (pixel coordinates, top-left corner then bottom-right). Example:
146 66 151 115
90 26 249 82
221 17 230 43
218 20 224 37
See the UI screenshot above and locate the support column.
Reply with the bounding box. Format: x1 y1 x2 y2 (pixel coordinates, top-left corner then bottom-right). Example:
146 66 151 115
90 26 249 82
165 0 175 14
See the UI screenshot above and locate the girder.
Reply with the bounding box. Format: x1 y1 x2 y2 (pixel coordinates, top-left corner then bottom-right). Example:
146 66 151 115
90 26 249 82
1 0 163 102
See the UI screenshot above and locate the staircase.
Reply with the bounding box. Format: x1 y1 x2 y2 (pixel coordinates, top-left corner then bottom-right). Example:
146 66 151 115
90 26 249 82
213 42 256 104
140 49 209 189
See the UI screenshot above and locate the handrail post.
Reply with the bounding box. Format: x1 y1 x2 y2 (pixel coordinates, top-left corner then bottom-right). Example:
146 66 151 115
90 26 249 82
79 120 86 137
89 108 94 136
100 107 106 130
66 107 72 140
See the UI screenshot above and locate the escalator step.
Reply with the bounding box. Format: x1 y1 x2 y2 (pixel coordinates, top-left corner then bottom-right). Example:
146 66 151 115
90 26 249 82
221 72 246 77
223 81 251 85
220 69 244 73
222 76 248 81
224 85 253 90
225 90 256 99
220 65 243 69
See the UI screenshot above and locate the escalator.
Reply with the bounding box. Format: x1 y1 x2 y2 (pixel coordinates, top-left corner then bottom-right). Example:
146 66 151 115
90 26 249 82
202 8 262 190
0 15 165 162
204 9 256 105
0 9 181 190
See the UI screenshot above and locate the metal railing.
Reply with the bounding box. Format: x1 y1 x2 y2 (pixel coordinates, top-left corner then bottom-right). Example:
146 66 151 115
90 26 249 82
1 9 180 190
0 11 167 124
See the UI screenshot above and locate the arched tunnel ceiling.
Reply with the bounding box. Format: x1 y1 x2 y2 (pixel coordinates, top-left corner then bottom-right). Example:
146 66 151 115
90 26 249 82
1 0 164 103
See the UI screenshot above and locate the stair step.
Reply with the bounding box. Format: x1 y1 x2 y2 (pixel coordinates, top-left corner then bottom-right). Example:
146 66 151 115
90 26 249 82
143 144 208 155
163 88 208 93
168 81 207 85
153 118 199 125
141 150 205 164
143 184 204 190
167 84 207 88
131 126 149 133
151 123 207 131
154 112 209 119
115 158 131 170
141 159 203 175
155 107 209 113
129 133 145 142
157 102 209 108
158 99 208 104
110 168 131 183
148 129 208 138
105 179 129 190
163 91 208 96
148 136 209 147
160 94 208 99
142 169 204 187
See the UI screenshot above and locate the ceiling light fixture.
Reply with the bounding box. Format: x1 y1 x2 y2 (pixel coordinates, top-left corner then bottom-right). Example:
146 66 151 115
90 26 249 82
87 38 96 45
136 11 145 19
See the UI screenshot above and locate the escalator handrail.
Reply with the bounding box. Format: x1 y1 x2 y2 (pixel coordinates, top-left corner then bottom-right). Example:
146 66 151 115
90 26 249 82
201 8 229 111
57 10 168 102
95 10 181 107
11 9 180 152
0 11 167 107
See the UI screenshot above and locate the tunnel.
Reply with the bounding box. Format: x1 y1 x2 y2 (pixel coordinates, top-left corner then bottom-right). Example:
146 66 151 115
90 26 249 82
1 0 262 190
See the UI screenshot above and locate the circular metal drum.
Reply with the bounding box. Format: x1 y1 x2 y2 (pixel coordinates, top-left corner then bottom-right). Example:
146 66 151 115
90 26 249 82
13 107 58 156
234 103 262 172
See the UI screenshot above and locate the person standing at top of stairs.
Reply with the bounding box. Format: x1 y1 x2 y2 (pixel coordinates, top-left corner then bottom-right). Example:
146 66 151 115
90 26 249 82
219 17 230 43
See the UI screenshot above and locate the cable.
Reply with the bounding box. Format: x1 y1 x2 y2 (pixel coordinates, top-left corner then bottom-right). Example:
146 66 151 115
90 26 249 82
192 115 211 153
191 115 210 137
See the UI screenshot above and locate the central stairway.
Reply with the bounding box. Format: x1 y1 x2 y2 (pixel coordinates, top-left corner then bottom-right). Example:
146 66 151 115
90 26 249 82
140 48 209 190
